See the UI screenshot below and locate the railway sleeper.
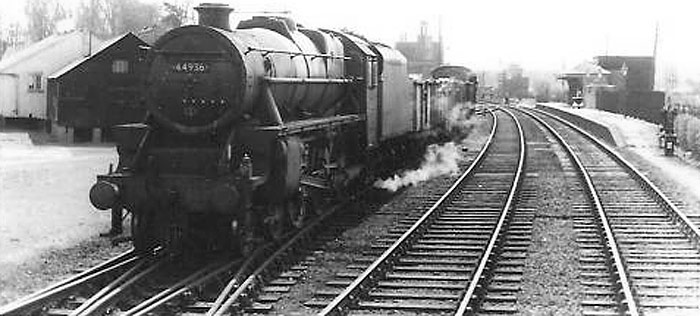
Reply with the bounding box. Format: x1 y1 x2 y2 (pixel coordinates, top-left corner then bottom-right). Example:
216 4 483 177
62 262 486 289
393 265 473 273
627 264 700 271
583 288 616 296
638 299 700 308
487 283 520 292
356 300 455 311
385 273 471 281
404 251 480 258
367 291 460 300
375 281 466 290
477 303 518 314
484 294 517 303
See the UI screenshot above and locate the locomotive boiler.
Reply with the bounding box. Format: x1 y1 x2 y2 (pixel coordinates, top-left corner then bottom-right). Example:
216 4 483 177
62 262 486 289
89 3 464 256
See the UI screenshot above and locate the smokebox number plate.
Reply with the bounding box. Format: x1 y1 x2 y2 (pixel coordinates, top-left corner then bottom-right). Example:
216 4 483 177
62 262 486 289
173 62 209 73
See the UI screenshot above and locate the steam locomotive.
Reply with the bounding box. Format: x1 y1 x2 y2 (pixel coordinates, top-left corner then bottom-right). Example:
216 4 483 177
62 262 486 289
89 3 477 256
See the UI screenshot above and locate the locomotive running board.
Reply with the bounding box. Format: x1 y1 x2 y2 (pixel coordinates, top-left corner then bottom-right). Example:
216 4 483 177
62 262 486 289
256 114 363 136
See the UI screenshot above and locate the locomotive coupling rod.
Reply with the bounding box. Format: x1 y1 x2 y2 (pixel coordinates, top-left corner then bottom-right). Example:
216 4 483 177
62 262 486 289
246 47 350 60
264 77 354 84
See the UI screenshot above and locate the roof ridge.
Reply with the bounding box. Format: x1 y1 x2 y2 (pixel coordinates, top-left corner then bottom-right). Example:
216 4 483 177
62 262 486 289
0 31 102 72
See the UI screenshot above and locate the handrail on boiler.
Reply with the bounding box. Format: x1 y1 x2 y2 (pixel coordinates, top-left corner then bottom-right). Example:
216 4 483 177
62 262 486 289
263 77 354 84
245 46 351 60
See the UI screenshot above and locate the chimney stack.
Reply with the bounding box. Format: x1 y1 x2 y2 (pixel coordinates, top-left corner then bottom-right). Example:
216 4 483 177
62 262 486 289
194 3 234 31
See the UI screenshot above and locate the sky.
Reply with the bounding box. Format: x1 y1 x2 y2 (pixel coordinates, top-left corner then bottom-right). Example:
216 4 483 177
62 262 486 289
2 0 699 81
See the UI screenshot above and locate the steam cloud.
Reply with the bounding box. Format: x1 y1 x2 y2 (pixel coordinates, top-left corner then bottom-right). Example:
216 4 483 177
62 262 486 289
373 103 476 192
373 142 464 192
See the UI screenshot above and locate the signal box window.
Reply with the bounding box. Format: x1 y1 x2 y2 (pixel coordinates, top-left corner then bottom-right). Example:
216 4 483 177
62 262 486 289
28 73 42 92
112 60 129 74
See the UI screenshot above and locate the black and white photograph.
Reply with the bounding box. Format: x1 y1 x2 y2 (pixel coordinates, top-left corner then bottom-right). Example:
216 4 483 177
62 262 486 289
0 0 699 315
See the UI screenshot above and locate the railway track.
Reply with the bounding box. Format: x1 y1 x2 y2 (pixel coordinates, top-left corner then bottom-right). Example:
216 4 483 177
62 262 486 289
0 251 140 315
0 198 364 316
295 112 496 313
0 246 244 316
217 112 497 315
313 108 525 315
522 107 700 315
1 117 490 316
14 104 699 315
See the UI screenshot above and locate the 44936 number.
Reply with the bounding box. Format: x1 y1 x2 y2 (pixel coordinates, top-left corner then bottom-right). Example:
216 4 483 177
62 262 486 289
173 62 209 73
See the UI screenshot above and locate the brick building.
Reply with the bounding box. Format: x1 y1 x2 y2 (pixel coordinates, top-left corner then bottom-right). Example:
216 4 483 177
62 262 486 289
395 21 443 78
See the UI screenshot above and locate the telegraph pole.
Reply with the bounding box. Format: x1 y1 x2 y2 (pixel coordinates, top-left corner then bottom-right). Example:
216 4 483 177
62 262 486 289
438 15 443 65
653 21 659 60
653 21 659 90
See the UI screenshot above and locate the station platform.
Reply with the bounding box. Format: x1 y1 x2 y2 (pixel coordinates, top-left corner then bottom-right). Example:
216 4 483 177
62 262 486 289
536 102 700 223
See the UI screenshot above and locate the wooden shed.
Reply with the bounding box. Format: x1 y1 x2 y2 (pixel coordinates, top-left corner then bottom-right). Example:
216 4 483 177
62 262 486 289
48 32 149 142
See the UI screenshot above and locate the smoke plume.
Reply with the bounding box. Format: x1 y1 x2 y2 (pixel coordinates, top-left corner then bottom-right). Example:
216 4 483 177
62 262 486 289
373 142 464 192
373 102 480 192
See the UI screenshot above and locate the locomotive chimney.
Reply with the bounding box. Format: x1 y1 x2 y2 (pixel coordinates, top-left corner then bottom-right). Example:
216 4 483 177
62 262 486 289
195 3 234 31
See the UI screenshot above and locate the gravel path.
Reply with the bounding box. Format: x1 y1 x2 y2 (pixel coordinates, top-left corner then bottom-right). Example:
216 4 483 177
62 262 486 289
513 111 583 315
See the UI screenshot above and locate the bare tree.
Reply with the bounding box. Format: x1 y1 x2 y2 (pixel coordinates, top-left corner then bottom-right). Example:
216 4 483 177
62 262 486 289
76 0 159 38
76 0 109 37
0 12 4 59
25 0 66 42
113 0 160 35
161 1 194 29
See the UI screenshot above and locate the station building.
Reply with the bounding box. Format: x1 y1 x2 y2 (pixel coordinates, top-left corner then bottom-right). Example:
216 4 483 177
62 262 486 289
559 56 665 124
558 60 613 106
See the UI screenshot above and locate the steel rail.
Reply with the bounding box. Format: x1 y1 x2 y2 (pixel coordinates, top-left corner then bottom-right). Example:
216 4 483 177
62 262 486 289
73 258 166 315
69 259 151 316
0 250 138 316
204 245 274 316
533 107 700 246
319 108 499 316
209 202 347 316
521 107 640 316
453 107 526 315
126 260 234 316
128 259 242 316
